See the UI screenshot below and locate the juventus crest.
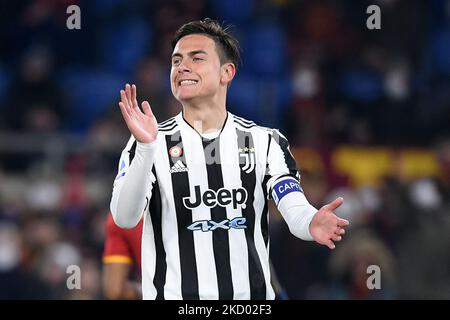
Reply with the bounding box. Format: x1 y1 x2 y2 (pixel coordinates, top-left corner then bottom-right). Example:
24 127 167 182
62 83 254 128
239 147 256 173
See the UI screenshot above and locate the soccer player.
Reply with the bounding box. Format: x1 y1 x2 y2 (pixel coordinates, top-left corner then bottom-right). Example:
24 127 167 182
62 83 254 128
110 18 349 300
102 212 142 299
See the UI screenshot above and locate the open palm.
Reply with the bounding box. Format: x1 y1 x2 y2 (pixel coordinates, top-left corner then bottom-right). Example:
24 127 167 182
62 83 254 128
310 197 350 249
119 84 158 143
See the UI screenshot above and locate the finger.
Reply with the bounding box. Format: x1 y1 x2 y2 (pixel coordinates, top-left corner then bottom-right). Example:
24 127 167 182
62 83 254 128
131 84 137 102
141 101 154 117
335 228 345 235
337 218 350 227
120 90 129 110
325 197 344 211
120 90 133 115
119 102 131 123
120 89 128 106
325 240 336 250
132 84 139 108
125 84 133 107
331 234 342 242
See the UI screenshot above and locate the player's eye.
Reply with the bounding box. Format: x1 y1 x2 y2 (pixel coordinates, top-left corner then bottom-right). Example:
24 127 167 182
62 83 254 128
172 58 181 66
193 57 203 62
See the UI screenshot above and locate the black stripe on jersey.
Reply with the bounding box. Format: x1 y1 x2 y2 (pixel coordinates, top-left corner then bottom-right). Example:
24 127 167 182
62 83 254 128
202 137 233 299
149 166 167 300
271 130 299 178
236 129 266 300
264 132 272 176
165 132 199 300
261 133 270 247
234 115 255 125
233 115 256 126
158 118 176 128
128 140 137 164
159 123 178 132
261 176 270 248
234 119 256 129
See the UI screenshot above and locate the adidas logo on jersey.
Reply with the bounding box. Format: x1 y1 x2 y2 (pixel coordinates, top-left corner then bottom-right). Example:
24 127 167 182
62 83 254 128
170 160 188 173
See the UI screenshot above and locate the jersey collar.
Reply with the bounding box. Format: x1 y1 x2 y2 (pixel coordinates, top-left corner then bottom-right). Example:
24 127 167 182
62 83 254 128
178 110 233 140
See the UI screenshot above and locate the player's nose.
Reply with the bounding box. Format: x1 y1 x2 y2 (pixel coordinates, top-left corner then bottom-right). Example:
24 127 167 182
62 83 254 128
177 66 191 74
177 60 192 73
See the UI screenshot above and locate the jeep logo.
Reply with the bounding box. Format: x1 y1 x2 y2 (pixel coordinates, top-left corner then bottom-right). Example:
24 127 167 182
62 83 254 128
183 185 248 210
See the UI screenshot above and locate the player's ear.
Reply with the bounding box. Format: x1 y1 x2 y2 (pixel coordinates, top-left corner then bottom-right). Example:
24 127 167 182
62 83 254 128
220 63 236 85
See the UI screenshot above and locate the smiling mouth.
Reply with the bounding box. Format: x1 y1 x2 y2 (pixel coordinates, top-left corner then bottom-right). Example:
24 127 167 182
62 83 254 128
178 80 198 86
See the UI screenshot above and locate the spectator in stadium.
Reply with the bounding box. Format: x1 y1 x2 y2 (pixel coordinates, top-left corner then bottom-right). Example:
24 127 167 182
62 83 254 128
102 212 143 300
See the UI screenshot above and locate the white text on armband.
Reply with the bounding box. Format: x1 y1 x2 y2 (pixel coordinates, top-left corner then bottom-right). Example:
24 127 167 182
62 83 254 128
272 177 303 205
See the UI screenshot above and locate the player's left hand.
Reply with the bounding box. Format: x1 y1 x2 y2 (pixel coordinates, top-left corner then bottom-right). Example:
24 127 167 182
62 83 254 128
309 197 349 249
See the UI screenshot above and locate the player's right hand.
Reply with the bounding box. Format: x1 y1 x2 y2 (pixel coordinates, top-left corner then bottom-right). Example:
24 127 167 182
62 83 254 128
119 83 158 144
309 197 349 250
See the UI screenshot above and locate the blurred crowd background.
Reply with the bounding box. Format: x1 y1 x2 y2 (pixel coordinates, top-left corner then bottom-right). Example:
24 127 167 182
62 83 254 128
0 0 449 299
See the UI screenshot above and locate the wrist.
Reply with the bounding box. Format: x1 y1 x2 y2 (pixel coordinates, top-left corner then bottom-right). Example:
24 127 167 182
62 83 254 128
136 139 158 151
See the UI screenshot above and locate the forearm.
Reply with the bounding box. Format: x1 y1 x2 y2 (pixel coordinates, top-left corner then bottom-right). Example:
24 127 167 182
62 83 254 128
277 192 317 241
110 141 157 228
270 176 317 240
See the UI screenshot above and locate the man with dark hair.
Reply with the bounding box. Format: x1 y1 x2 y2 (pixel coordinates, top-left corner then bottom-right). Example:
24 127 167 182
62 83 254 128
171 18 241 71
110 18 349 300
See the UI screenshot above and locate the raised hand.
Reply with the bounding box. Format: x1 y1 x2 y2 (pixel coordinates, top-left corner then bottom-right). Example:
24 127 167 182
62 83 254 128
309 197 349 249
119 83 158 144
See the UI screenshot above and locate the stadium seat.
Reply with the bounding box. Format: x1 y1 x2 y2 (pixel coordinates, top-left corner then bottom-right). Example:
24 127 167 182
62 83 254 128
339 69 382 103
59 68 127 132
210 0 253 24
430 28 450 76
244 24 287 76
99 21 152 77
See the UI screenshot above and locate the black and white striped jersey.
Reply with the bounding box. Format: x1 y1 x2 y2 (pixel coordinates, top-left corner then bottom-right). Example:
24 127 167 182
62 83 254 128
111 111 303 300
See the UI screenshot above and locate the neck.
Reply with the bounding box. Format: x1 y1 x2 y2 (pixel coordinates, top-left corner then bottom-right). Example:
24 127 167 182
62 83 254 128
181 99 227 134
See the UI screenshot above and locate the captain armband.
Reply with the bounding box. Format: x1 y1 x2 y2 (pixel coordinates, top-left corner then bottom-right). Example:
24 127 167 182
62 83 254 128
271 176 304 206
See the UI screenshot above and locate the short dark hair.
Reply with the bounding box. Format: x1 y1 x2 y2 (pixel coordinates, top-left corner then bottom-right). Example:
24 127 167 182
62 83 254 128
172 18 241 70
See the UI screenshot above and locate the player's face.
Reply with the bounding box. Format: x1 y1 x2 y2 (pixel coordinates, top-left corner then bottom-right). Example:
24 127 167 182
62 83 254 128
170 34 223 103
